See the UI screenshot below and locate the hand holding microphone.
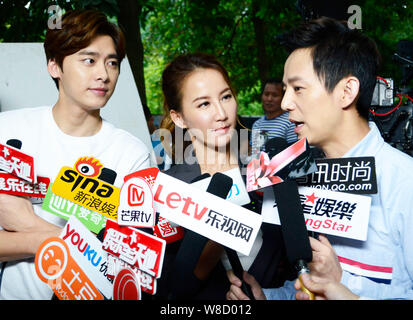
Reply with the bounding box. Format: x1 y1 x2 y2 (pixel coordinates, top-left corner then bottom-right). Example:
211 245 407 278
226 269 266 300
308 235 342 283
0 139 48 233
294 271 359 300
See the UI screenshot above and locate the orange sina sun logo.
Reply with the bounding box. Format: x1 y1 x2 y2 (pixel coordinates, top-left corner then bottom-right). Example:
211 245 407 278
74 157 103 178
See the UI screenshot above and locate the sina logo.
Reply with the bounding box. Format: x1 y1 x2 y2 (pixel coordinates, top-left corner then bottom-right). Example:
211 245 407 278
58 157 114 198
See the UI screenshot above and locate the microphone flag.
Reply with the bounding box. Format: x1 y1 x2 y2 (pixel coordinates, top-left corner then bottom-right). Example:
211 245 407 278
0 142 36 183
51 156 120 220
246 138 317 192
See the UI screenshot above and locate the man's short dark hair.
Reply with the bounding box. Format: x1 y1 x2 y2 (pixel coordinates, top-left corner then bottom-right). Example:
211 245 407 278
282 17 381 120
44 9 126 90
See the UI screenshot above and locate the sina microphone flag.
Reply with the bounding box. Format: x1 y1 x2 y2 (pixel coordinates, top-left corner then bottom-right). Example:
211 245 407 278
42 166 117 234
51 157 121 220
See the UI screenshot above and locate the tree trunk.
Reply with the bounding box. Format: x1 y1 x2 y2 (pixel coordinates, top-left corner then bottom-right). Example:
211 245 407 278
251 0 269 87
116 0 147 106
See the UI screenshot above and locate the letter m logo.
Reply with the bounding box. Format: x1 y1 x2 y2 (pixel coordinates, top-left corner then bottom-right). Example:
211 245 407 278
128 184 144 206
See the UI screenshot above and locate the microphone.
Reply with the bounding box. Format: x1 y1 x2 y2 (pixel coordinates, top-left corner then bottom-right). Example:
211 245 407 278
204 174 255 300
97 227 105 242
272 180 314 299
0 139 22 172
169 172 233 299
191 172 211 183
195 173 255 299
95 167 117 239
98 167 117 185
266 138 315 299
225 246 255 300
6 139 22 150
264 137 289 156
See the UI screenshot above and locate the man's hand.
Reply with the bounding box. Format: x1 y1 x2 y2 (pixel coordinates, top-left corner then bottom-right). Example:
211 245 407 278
226 270 266 300
0 194 43 232
308 235 342 282
0 194 61 261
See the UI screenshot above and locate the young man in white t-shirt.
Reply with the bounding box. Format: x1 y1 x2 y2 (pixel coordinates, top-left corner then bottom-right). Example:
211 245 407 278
0 9 151 299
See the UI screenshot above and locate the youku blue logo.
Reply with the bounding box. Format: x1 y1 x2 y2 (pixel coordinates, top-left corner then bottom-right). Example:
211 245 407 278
61 222 104 268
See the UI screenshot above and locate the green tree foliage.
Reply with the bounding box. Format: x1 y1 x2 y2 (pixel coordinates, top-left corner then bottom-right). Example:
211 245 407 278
360 0 413 84
142 0 301 115
0 0 119 42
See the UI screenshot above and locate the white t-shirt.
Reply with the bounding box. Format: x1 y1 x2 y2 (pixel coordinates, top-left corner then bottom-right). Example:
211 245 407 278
0 106 151 299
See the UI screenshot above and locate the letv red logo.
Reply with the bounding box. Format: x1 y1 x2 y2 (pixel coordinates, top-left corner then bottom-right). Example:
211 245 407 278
128 184 144 206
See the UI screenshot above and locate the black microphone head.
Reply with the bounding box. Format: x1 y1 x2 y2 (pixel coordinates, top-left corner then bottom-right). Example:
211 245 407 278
272 180 312 265
98 167 117 185
190 173 211 184
206 172 233 199
96 228 105 242
6 139 22 150
264 137 289 158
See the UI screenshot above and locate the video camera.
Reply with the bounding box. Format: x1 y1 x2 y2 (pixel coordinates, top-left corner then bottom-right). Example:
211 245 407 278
370 40 413 156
